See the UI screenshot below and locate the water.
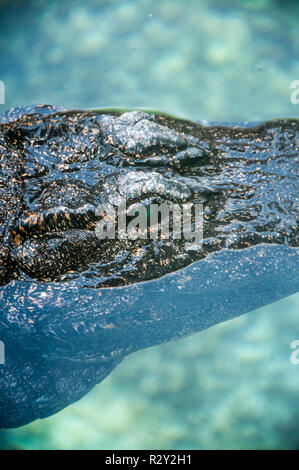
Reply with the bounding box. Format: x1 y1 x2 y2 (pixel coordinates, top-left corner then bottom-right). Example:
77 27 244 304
0 0 298 449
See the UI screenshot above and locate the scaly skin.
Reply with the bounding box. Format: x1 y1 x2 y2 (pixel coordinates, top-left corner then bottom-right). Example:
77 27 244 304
0 105 298 428
0 105 298 287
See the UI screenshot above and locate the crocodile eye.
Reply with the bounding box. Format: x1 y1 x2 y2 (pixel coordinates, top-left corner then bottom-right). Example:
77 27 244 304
145 205 152 224
125 198 160 239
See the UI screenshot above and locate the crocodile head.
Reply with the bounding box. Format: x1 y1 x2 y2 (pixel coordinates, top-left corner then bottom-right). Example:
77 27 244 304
0 105 298 429
1 107 298 288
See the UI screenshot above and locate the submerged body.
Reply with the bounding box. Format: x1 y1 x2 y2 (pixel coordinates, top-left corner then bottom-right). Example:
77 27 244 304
0 105 298 428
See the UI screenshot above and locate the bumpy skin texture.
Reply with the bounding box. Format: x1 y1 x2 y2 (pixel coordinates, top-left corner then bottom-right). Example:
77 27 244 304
0 105 298 428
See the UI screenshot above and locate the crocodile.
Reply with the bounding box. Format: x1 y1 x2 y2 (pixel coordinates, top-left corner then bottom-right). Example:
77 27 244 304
0 104 298 428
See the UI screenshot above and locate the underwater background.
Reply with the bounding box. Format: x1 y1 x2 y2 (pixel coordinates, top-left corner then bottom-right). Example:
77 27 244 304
0 0 299 450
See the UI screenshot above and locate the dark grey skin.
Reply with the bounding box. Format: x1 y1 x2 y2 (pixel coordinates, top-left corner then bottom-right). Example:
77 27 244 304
0 105 298 428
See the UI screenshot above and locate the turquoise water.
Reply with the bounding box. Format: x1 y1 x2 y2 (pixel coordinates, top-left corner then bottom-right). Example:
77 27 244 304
0 0 299 450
